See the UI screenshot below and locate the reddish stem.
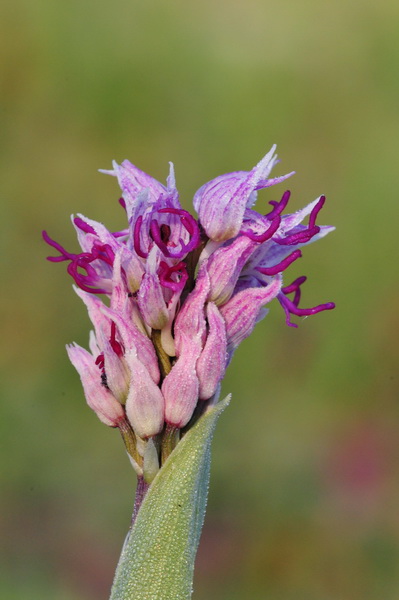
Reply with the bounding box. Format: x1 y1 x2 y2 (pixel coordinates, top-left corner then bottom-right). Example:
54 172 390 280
131 476 150 525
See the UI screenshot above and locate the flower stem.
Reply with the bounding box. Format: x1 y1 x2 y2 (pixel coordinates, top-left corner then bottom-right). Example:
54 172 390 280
118 418 142 468
132 476 150 525
151 329 172 378
161 424 180 465
109 397 229 600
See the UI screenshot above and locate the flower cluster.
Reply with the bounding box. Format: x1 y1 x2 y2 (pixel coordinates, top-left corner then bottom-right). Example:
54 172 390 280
43 146 334 479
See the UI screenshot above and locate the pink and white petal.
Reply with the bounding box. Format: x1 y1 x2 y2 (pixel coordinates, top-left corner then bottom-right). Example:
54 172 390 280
102 340 130 404
197 303 227 400
100 304 160 385
137 247 169 330
173 266 210 353
100 160 165 222
206 235 257 306
73 287 111 347
88 330 101 357
280 197 325 233
119 245 145 294
66 343 124 427
162 336 201 428
125 349 164 438
73 213 121 253
194 146 288 242
220 277 282 354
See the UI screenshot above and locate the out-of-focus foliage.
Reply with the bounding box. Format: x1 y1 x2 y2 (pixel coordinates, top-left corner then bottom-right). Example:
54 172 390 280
1 1 398 598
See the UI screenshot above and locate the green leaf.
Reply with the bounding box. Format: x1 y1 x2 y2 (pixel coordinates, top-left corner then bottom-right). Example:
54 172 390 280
109 396 230 600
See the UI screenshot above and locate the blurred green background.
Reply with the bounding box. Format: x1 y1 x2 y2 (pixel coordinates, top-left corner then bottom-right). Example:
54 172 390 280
1 0 399 598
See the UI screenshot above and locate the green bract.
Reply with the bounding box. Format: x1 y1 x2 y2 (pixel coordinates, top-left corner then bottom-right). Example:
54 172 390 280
109 396 230 600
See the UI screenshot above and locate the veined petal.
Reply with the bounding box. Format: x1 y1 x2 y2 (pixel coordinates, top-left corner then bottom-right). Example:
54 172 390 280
160 292 180 357
125 349 164 439
74 287 110 347
66 343 124 427
253 172 295 195
197 303 227 400
120 245 145 295
100 160 166 222
102 339 131 404
206 235 257 306
110 249 129 314
110 248 144 318
137 247 169 330
173 267 210 354
162 335 201 428
88 330 100 357
279 196 325 233
100 304 160 385
166 161 176 193
73 213 121 254
193 146 291 242
220 277 282 355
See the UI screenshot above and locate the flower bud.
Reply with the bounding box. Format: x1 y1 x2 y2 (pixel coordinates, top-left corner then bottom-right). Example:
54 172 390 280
206 236 256 306
193 146 293 242
137 247 169 330
162 335 201 428
220 277 282 356
101 305 160 385
66 343 124 427
100 159 166 222
102 339 130 404
173 267 210 354
124 349 164 439
197 303 227 400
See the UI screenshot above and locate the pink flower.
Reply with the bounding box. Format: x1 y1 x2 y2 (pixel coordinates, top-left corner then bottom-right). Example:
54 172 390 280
44 147 335 473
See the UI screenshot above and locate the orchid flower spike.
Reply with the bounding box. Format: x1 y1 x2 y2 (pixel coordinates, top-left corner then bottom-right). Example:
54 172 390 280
43 147 335 480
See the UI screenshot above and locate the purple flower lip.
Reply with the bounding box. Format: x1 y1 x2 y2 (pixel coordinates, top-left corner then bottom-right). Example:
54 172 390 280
275 195 326 246
279 275 335 328
282 275 307 297
133 216 148 259
265 189 291 220
91 241 115 266
42 230 75 262
133 208 201 260
95 352 105 371
73 216 128 243
67 260 110 294
309 195 325 228
110 321 124 357
241 214 281 243
73 217 96 235
150 208 200 259
42 230 113 294
256 249 302 276
159 261 188 292
276 226 320 246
